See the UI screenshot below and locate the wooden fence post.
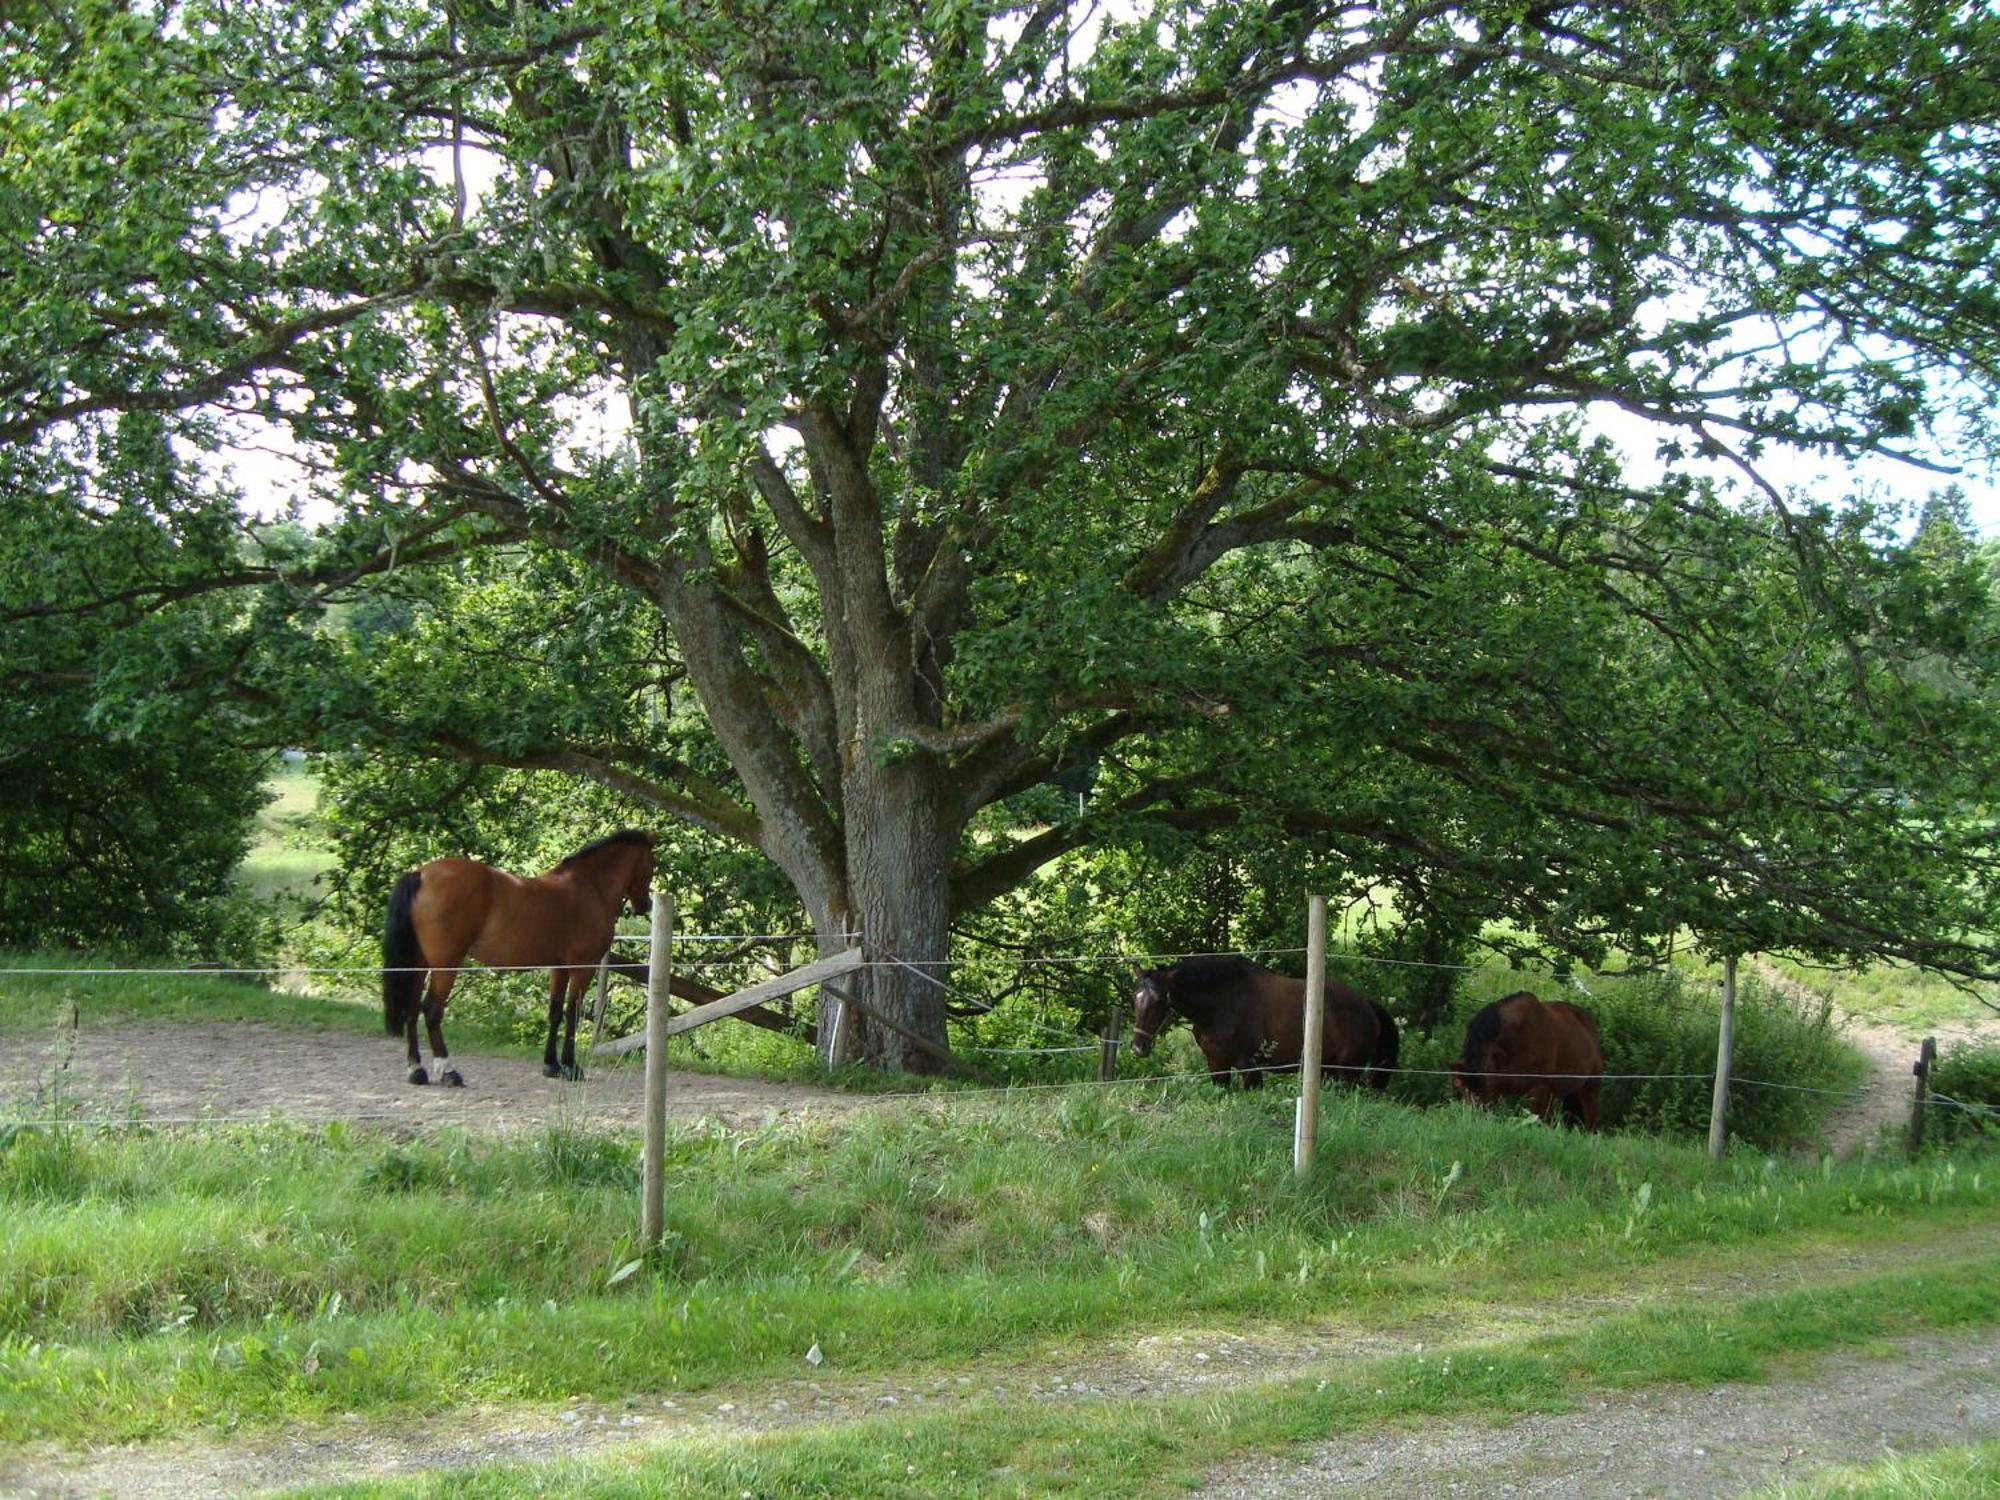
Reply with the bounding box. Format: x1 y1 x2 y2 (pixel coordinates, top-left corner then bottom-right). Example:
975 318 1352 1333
1294 894 1328 1180
641 891 673 1252
1708 953 1737 1160
1100 1008 1120 1082
1908 1036 1937 1159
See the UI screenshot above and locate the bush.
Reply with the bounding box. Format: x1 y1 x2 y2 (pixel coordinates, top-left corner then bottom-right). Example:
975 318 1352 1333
1925 1039 2000 1151
1371 965 1862 1150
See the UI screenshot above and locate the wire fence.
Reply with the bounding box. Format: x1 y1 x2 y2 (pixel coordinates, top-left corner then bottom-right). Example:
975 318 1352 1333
5 1058 1994 1135
4 941 1995 1135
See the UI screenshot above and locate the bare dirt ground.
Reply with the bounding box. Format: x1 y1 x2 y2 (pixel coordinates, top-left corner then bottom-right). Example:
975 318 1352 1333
0 1019 859 1132
4 1229 1995 1499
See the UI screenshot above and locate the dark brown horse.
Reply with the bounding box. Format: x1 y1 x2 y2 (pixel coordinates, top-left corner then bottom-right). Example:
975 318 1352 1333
382 831 656 1086
1129 955 1398 1091
1449 991 1603 1128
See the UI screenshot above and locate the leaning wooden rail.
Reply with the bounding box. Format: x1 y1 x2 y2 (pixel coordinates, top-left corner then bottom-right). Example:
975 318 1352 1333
596 947 865 1056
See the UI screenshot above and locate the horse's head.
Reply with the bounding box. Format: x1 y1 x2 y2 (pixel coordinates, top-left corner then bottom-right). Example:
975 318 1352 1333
1129 965 1177 1058
1448 1057 1478 1102
624 834 658 916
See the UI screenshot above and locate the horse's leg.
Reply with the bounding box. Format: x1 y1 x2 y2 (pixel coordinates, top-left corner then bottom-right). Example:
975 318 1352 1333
405 990 428 1085
559 968 587 1080
1200 1045 1235 1091
1577 1080 1601 1132
419 967 464 1086
542 970 567 1077
1527 1083 1557 1124
424 990 463 1088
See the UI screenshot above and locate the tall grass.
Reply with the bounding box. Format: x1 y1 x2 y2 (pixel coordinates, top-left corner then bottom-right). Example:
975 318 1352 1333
2 1087 1994 1443
1753 1439 2000 1499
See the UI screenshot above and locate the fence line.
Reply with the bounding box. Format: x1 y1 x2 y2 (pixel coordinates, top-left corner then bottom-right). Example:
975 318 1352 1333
12 1068 1994 1135
15 1049 1957 1131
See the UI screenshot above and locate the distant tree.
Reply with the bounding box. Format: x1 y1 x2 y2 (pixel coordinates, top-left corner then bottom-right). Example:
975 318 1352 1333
5 0 1999 1063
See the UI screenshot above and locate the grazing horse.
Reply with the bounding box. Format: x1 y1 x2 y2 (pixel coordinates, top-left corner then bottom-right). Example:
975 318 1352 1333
1129 955 1398 1091
1449 991 1603 1129
382 831 656 1086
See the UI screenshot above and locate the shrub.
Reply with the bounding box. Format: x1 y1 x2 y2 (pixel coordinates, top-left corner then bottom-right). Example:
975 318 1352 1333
1925 1039 2000 1151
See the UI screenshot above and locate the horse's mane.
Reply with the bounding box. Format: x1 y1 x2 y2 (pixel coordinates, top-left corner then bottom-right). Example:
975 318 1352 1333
1169 954 1257 992
1458 999 1505 1070
557 829 653 868
1458 991 1536 1070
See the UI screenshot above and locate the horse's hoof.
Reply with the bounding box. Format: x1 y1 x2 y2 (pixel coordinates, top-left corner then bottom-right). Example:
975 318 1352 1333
441 1068 465 1088
542 1062 563 1078
561 1064 585 1082
408 1066 430 1086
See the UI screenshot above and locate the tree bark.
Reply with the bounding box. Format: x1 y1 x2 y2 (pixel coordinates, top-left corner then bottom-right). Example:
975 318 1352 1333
834 749 954 1071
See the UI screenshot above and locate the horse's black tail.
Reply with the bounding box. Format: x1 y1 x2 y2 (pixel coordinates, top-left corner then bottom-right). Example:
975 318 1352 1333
383 871 425 1036
1367 1001 1400 1089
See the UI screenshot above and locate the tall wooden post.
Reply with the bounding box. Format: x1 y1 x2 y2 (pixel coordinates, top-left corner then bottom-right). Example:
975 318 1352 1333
1100 1008 1121 1082
1708 953 1737 1160
1294 894 1328 1180
641 891 673 1251
1908 1036 1937 1159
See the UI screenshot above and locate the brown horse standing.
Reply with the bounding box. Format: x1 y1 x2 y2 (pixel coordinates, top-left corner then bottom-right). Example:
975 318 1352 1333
382 831 656 1086
1449 991 1603 1128
1129 955 1398 1091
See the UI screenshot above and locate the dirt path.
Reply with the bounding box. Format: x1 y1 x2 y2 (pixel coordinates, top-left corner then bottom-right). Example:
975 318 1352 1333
1747 961 1998 1159
0 1019 857 1131
1205 1326 2000 1499
4 1229 1994 1499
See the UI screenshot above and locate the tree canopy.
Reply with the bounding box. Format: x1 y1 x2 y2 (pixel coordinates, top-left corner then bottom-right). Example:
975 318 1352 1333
4 0 2000 1061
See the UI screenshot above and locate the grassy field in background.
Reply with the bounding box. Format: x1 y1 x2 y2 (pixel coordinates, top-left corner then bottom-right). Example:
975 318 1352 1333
1763 954 2000 1034
237 758 338 906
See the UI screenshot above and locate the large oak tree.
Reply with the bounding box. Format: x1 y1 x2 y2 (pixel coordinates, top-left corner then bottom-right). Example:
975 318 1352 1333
5 0 2000 1063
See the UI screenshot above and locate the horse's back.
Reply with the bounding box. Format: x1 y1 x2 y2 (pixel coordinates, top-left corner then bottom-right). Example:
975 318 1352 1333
1545 999 1603 1070
411 859 585 967
1316 979 1387 1076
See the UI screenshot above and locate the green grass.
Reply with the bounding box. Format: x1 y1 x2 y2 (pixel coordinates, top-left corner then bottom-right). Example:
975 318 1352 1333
0 959 531 1060
291 1255 2000 1498
3 1084 1996 1447
1752 1440 2000 1499
237 759 337 905
0 961 372 1037
1750 957 1998 1035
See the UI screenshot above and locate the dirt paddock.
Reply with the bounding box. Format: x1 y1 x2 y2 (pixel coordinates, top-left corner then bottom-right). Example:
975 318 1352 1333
0 1019 860 1133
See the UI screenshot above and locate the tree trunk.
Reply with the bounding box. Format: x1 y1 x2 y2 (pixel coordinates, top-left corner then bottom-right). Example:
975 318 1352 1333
824 751 954 1072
